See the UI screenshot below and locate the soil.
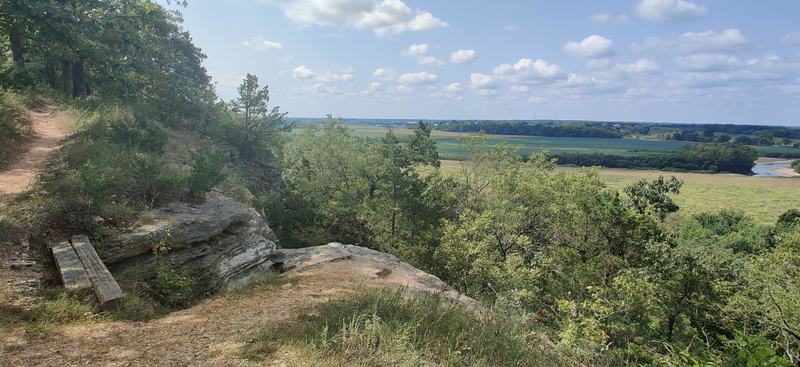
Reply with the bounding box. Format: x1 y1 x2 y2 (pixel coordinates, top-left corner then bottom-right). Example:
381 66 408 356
0 105 69 202
0 258 432 366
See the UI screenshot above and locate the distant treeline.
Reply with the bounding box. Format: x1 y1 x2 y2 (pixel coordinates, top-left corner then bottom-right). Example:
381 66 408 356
435 121 628 138
434 119 800 143
552 142 758 174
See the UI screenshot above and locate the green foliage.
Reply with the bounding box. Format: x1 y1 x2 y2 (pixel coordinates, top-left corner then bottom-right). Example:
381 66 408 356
187 145 226 199
228 73 290 155
0 90 32 167
280 120 451 268
624 176 683 221
242 289 570 366
153 256 195 308
33 291 94 325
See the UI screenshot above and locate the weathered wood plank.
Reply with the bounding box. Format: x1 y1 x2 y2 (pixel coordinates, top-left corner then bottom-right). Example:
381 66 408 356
51 241 91 289
70 235 124 308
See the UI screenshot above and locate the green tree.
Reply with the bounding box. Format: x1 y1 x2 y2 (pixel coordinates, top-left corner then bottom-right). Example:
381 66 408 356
230 73 289 154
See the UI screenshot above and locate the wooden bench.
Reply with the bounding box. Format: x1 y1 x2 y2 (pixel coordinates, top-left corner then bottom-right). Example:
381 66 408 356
51 235 125 309
51 241 92 289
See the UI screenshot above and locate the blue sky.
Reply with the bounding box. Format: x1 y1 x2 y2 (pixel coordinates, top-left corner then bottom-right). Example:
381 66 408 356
166 0 800 125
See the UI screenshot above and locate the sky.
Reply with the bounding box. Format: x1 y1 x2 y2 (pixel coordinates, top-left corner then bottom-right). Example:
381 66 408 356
164 0 800 125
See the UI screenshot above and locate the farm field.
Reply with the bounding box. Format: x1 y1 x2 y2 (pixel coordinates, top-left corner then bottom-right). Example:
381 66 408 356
436 160 800 224
337 124 800 158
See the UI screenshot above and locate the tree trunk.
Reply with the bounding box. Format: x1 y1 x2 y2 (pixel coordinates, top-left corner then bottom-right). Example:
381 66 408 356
9 28 25 72
72 58 85 98
46 62 57 89
61 61 72 97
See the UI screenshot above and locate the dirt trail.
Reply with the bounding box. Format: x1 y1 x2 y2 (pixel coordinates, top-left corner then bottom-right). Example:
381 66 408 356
0 105 68 201
0 259 424 366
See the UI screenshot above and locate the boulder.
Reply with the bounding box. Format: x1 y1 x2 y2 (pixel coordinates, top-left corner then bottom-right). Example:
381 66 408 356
101 191 278 294
272 243 478 308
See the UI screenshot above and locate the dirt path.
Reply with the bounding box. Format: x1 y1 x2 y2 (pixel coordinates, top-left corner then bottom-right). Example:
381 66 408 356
0 259 424 366
0 105 68 201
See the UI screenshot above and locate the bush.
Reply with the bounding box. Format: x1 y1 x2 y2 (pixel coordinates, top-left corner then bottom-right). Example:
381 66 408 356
153 257 195 308
0 90 33 167
187 145 226 199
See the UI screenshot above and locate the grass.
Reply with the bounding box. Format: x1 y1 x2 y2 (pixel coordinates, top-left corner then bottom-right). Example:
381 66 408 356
434 160 800 224
240 288 572 366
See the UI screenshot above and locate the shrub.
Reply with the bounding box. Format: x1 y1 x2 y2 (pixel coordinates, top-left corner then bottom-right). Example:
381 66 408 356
0 90 33 167
153 257 195 308
187 145 226 199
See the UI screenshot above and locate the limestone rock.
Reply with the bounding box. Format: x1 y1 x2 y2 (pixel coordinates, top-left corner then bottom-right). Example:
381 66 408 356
272 243 478 308
102 191 278 293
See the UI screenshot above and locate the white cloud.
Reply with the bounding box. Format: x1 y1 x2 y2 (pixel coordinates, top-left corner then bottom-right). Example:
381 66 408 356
493 58 564 83
373 68 396 80
264 0 446 36
450 49 476 64
241 36 283 50
639 28 748 54
444 83 464 93
782 32 800 46
591 13 629 25
470 73 496 89
404 43 443 66
511 85 530 93
635 0 708 22
528 96 545 103
476 89 497 96
317 72 355 83
616 58 660 73
397 72 438 84
563 35 614 59
420 56 444 66
405 43 429 57
293 65 314 79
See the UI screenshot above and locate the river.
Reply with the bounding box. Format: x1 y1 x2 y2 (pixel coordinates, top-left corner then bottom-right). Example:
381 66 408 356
752 158 798 177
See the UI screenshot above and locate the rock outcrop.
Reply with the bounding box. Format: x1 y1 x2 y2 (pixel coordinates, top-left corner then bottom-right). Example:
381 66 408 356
272 243 478 308
101 191 278 294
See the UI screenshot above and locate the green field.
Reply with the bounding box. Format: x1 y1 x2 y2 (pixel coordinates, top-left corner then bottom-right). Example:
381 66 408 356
435 160 800 224
337 124 800 158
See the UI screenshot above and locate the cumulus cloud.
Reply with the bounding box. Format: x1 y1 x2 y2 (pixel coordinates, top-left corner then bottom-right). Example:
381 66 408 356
492 58 564 85
782 32 800 46
404 43 443 66
373 67 396 80
241 36 283 50
563 35 614 59
591 13 630 25
444 83 464 93
635 0 708 22
616 58 660 73
639 28 748 54
317 72 355 83
397 72 439 84
293 65 314 79
263 0 446 36
470 73 495 89
450 49 476 64
511 85 530 93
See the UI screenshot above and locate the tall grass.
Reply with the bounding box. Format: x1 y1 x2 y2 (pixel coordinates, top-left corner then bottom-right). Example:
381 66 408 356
242 289 574 366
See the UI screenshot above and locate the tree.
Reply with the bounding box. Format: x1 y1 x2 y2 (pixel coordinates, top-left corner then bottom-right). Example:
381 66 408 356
405 121 440 167
230 73 289 154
